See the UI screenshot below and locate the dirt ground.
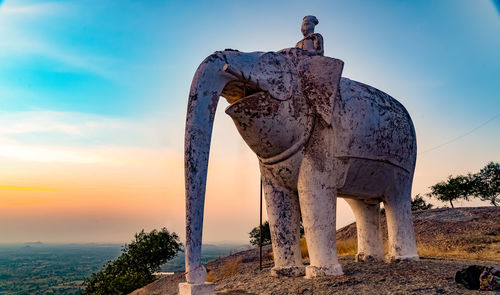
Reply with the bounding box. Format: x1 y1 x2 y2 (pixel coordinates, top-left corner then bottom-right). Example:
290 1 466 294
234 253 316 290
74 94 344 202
131 254 500 294
131 207 500 294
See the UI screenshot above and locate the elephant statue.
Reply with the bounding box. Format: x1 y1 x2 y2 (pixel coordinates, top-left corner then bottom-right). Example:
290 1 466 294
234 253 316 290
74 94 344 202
182 46 418 289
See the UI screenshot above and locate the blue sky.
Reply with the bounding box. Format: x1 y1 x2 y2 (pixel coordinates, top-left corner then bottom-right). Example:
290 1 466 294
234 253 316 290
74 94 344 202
1 1 499 119
0 0 499 243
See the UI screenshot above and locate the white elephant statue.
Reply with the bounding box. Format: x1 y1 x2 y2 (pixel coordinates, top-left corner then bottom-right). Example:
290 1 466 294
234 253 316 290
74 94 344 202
181 46 418 293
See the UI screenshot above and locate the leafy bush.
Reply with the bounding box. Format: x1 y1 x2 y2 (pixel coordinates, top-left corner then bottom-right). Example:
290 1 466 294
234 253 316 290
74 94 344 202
469 162 499 206
411 194 434 211
249 221 271 247
429 175 471 208
83 228 181 295
428 162 499 207
249 221 304 246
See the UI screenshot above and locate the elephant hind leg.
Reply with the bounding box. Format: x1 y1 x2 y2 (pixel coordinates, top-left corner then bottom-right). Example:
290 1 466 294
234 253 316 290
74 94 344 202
344 198 384 262
383 169 419 262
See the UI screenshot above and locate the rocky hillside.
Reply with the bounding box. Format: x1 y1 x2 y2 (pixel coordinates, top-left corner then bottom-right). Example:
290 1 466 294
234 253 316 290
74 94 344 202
337 206 500 259
131 207 500 294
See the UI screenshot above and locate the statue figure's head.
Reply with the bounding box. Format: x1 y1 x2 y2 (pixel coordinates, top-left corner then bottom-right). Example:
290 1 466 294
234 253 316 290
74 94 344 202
301 15 319 37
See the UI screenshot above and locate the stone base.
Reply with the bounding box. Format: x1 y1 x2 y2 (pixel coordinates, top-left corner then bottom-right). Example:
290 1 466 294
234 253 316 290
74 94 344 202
355 253 384 262
305 264 343 278
386 254 420 263
270 265 305 277
178 282 215 295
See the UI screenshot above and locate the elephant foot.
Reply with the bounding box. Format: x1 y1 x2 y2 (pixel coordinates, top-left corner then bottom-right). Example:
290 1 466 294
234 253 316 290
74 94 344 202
178 282 215 295
271 265 305 277
386 254 420 263
355 253 384 262
305 264 343 278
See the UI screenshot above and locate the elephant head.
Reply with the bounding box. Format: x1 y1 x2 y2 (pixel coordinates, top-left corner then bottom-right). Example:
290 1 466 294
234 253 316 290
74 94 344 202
184 49 343 283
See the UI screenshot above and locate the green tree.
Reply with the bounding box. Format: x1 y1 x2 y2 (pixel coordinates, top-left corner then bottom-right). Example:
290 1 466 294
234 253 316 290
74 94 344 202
83 228 181 295
411 194 433 211
249 221 271 247
249 221 305 246
470 162 500 206
428 175 471 208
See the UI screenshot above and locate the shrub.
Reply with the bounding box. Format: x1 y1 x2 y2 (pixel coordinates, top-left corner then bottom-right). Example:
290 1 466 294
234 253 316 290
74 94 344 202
429 175 472 208
82 228 181 295
249 221 304 247
249 221 271 247
469 162 499 206
411 194 433 211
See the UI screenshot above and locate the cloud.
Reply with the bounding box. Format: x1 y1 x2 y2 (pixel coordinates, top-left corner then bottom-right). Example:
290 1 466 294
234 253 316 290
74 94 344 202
0 110 164 145
0 134 182 165
0 109 184 165
0 30 117 79
0 113 83 136
0 1 118 79
0 141 107 164
0 1 67 16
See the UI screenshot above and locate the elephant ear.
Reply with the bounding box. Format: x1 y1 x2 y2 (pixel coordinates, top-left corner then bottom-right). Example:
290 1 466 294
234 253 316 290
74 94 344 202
298 56 344 126
252 52 297 101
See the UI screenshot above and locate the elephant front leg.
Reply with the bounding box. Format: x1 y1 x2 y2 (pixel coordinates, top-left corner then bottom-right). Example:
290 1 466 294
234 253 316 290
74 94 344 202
261 175 304 277
298 166 343 278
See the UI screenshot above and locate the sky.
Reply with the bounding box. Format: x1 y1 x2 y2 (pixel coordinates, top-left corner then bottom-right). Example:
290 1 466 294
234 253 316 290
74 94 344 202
0 0 499 244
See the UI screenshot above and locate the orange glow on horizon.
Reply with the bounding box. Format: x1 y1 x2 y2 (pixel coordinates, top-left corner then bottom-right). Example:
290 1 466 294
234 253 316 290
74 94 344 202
0 186 59 192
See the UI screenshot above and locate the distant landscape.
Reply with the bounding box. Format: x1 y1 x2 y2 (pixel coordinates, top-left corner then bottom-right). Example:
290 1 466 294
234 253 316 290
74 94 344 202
0 242 248 295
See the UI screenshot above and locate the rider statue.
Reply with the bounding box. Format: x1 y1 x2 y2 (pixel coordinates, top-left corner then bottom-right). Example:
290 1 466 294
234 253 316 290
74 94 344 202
295 15 324 56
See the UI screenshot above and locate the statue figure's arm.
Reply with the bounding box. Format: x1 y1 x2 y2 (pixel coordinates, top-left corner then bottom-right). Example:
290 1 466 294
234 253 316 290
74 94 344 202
295 39 304 49
313 34 324 56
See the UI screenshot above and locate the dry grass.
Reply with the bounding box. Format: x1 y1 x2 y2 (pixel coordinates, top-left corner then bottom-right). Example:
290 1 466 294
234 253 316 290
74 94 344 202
417 234 500 262
300 237 309 259
337 239 357 256
206 270 216 283
206 257 242 282
268 235 500 263
269 238 359 260
267 238 310 259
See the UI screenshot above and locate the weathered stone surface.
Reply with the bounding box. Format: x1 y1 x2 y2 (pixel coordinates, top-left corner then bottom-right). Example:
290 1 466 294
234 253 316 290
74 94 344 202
178 282 214 295
333 77 417 173
305 264 344 278
185 265 207 284
225 88 313 161
297 55 343 126
182 15 418 294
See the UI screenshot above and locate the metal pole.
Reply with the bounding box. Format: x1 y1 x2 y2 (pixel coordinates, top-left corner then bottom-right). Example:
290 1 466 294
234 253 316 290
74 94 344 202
259 177 263 271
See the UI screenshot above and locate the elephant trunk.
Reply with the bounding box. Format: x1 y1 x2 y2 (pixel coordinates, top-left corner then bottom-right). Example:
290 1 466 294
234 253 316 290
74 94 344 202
184 52 232 284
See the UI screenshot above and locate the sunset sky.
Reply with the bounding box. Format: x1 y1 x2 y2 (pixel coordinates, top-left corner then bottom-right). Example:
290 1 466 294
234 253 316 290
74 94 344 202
0 0 499 244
